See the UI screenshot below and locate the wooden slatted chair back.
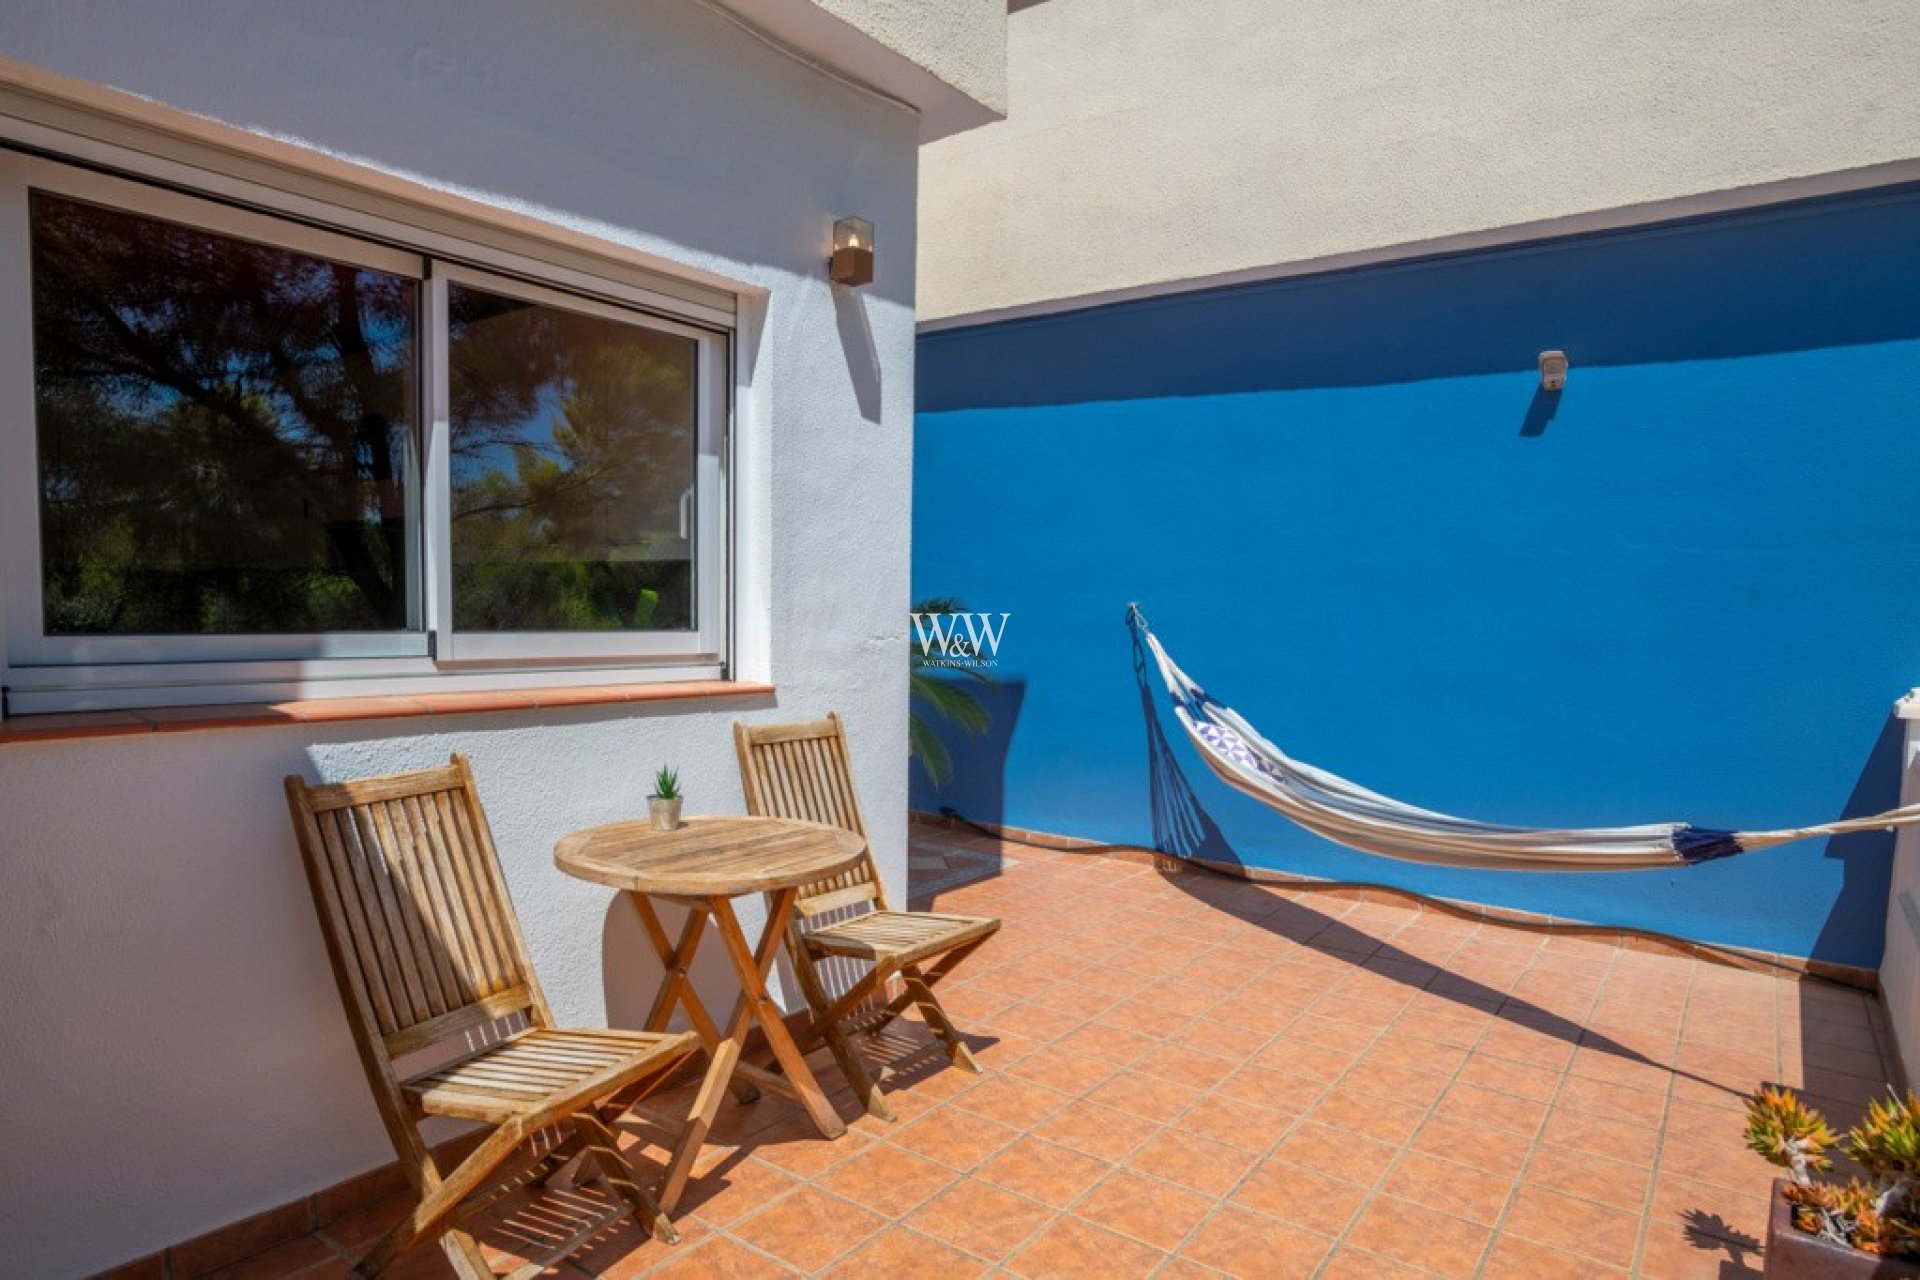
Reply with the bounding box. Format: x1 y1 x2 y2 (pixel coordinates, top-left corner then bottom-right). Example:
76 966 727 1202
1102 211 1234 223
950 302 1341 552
285 753 551 1072
734 713 888 917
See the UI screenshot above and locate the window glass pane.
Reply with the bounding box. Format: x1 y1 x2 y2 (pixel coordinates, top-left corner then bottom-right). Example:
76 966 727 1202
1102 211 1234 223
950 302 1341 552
30 191 417 635
447 283 698 633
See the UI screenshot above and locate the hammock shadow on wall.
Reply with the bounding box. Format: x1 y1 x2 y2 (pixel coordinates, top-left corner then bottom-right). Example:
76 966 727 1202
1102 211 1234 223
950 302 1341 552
1133 622 1238 864
1128 621 1752 1092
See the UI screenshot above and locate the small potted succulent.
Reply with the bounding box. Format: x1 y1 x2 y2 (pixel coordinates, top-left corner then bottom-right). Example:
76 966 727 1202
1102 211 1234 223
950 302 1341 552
1746 1086 1920 1276
649 765 684 832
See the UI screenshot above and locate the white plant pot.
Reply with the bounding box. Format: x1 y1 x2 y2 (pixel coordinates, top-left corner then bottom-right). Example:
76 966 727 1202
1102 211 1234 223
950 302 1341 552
649 796 683 832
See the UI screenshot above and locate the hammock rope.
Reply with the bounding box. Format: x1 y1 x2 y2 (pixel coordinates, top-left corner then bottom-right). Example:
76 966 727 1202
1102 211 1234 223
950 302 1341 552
1129 605 1920 871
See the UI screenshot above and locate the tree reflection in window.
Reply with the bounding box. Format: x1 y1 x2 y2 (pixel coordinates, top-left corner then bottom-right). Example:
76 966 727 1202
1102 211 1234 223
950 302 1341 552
30 192 416 635
447 284 697 634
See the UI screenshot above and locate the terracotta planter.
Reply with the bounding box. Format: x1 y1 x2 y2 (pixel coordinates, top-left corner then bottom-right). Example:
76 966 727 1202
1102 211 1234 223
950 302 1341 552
1766 1179 1920 1279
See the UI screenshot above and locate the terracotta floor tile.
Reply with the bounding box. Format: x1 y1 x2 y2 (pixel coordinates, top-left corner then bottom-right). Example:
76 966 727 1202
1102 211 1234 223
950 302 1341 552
1381 1149 1516 1226
1523 1141 1652 1213
1316 1246 1434 1279
1071 1168 1214 1253
885 1106 1022 1172
1648 1172 1771 1246
1306 1084 1432 1145
746 1121 870 1181
644 1234 800 1278
1556 1072 1671 1127
1006 1048 1125 1096
1538 1107 1661 1167
1655 1135 1779 1195
1453 1052 1564 1103
562 1216 713 1280
1339 1058 1450 1108
682 1157 804 1228
1007 1215 1166 1279
1030 1098 1164 1162
1475 1025 1578 1071
1636 1223 1765 1280
814 1144 960 1219
1253 1039 1360 1085
1269 1121 1399 1188
1409 1116 1534 1178
1480 1232 1630 1279
1213 1063 1322 1108
1086 1068 1205 1125
1363 1031 1473 1078
1431 1080 1548 1137
1343 1195 1492 1278
1230 1162 1371 1237
818 1226 989 1279
1174 1093 1298 1154
902 1179 1056 1263
1176 1205 1332 1279
729 1185 886 1273
1501 1185 1644 1270
1281 1015 1379 1054
1123 1129 1258 1197
1133 1042 1240 1090
975 1136 1112 1208
947 1074 1075 1130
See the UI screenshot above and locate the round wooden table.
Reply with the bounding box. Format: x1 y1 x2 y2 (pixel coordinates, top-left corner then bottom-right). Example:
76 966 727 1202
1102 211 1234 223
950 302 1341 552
554 815 867 1212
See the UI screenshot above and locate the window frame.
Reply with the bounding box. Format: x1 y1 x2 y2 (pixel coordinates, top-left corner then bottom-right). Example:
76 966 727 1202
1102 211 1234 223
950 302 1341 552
0 148 733 713
426 264 729 667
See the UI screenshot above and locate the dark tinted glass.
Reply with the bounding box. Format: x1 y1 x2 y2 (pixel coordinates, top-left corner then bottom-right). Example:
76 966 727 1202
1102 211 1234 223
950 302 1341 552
447 283 698 633
31 191 417 635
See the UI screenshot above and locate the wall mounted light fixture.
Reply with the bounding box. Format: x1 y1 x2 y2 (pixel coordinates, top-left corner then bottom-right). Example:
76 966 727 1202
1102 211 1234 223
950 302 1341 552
829 216 874 286
1538 349 1569 391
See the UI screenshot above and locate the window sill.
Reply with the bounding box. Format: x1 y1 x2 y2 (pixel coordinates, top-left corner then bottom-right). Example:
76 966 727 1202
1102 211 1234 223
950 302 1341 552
0 679 775 745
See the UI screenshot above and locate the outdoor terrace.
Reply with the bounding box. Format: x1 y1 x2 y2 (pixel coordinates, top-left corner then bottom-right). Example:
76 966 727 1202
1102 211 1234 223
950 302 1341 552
149 823 1896 1279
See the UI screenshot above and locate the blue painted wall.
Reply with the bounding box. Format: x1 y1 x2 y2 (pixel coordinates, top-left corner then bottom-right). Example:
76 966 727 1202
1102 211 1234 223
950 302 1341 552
913 187 1920 969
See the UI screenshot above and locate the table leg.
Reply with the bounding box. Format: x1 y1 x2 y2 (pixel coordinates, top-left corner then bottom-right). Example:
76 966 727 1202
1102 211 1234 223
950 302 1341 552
711 891 846 1141
652 891 848 1212
628 893 759 1105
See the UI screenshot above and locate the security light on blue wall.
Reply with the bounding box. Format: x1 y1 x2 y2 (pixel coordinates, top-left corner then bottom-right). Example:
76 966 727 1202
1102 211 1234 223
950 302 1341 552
1538 349 1569 390
830 216 874 286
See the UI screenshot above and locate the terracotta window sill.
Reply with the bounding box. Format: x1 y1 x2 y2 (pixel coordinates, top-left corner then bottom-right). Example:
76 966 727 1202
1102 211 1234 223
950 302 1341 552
0 680 776 745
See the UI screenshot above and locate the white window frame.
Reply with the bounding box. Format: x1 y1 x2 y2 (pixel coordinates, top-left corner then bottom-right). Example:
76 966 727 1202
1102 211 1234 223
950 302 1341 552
427 264 728 668
0 147 733 713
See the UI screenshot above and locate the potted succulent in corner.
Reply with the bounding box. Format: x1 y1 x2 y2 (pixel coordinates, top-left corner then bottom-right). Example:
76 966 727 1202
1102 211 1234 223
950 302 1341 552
1746 1086 1920 1276
649 766 684 832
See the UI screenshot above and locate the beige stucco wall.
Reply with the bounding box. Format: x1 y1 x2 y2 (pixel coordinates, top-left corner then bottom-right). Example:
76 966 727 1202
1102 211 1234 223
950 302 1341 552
919 0 1920 323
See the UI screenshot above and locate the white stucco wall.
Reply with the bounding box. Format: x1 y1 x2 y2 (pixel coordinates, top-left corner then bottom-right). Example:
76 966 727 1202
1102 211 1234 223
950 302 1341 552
919 0 1920 323
0 1 920 1274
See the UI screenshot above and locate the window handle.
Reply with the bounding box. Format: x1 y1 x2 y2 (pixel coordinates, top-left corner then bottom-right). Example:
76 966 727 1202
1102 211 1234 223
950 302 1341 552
679 487 693 540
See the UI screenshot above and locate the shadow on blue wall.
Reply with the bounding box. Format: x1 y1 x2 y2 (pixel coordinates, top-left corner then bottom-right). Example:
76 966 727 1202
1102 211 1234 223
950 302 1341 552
911 675 1026 829
1810 715 1904 966
1133 619 1237 864
915 184 1920 968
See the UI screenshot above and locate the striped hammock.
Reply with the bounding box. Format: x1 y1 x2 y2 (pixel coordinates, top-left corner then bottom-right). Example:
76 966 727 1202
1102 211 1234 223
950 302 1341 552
1131 607 1920 870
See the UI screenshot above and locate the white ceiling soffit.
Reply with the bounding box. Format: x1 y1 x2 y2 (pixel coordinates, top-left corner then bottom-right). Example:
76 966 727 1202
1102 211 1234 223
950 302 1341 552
707 0 1007 142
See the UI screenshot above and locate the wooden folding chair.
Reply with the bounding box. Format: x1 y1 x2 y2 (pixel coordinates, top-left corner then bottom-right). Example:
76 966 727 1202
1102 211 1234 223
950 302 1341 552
285 753 699 1278
733 714 1000 1120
